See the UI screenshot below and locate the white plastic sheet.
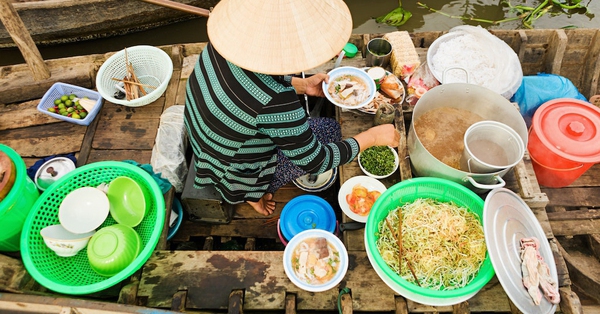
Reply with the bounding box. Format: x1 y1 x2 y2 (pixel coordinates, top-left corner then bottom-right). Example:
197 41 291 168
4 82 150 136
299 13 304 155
151 105 188 192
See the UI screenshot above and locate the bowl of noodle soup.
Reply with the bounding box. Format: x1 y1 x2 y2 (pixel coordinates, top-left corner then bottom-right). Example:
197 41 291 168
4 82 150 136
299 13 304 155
364 177 494 306
283 229 348 292
323 66 376 110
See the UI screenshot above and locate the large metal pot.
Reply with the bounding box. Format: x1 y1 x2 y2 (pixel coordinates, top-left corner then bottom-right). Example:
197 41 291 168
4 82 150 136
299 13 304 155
407 83 528 192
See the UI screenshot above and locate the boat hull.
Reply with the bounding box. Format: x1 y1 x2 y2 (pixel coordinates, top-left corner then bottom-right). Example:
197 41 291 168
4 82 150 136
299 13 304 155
0 0 218 48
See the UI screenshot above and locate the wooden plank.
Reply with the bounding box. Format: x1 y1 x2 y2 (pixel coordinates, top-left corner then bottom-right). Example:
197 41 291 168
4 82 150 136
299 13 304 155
546 29 567 75
559 286 584 314
0 99 58 131
77 100 103 166
138 251 399 311
0 0 50 81
285 293 296 314
228 290 244 314
548 209 600 236
164 45 183 110
395 90 411 181
558 241 599 307
340 292 352 314
0 55 97 104
581 29 600 97
95 98 165 121
0 122 84 157
171 218 279 242
136 250 521 312
181 42 208 59
0 253 28 292
0 292 178 313
86 149 153 164
542 187 600 208
568 164 600 187
92 118 159 150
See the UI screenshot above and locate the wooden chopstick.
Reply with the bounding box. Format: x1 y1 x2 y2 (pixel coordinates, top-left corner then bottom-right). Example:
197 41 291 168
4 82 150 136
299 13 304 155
385 216 420 286
111 77 157 89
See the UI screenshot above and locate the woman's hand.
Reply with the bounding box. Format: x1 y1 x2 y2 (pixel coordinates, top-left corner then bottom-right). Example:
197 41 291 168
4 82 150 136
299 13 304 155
291 73 329 97
354 124 400 151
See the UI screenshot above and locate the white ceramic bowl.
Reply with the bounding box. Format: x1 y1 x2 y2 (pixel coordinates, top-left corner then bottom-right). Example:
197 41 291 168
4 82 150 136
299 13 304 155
323 66 376 110
59 186 110 234
283 229 348 292
338 176 387 223
358 146 399 179
40 224 95 257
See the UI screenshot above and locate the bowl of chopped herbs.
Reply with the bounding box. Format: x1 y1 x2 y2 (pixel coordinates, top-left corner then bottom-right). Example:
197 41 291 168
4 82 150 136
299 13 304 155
358 146 399 179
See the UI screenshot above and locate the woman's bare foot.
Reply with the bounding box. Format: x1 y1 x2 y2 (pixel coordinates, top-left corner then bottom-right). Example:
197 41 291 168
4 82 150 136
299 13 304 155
247 193 275 216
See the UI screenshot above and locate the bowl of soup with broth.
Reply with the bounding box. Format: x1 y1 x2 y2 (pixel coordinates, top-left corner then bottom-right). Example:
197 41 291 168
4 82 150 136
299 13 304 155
323 66 376 110
283 229 349 292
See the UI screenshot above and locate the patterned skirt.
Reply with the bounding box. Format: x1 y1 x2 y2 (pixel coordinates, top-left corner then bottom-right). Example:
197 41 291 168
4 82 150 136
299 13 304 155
266 117 342 193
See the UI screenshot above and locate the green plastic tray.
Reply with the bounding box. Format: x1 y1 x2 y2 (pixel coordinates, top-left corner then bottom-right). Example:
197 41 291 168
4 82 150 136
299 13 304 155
20 161 165 295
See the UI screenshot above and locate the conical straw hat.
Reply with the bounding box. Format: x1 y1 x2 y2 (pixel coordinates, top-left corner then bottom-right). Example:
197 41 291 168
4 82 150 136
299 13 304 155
207 0 353 75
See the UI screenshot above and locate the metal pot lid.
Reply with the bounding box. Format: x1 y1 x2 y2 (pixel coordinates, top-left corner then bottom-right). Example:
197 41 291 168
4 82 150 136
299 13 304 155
532 98 600 163
279 195 336 241
483 188 558 314
35 157 76 191
293 168 337 192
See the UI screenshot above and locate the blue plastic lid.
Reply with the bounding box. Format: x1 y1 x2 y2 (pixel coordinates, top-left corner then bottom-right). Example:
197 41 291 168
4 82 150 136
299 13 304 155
279 195 336 241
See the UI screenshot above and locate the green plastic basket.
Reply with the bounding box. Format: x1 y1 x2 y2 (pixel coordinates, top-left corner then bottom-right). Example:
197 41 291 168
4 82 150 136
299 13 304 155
20 161 165 295
364 177 494 306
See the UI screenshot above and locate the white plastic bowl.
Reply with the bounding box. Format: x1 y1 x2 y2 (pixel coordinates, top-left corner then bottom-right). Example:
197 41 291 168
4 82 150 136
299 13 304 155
40 224 95 257
323 66 376 110
283 229 348 292
338 176 387 223
59 186 110 234
358 146 399 179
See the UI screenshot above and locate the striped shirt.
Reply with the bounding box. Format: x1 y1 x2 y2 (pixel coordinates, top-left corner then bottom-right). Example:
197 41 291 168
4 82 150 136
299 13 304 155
184 43 359 204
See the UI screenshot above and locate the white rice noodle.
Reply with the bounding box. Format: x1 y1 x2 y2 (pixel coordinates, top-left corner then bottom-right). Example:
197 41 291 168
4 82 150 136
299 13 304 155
431 33 496 88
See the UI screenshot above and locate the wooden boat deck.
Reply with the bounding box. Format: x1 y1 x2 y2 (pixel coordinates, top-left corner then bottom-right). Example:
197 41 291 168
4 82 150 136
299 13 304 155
1 29 600 313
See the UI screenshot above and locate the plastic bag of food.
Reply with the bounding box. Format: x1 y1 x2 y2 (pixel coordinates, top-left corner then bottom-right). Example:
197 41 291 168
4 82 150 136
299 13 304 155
405 62 439 106
511 73 587 127
151 105 188 192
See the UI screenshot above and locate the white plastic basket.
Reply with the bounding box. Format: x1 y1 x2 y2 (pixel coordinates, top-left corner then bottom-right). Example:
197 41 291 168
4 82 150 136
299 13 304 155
96 45 173 107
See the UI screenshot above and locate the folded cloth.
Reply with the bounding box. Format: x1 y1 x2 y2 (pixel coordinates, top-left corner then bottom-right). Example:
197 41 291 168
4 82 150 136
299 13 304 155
27 153 77 182
122 160 172 194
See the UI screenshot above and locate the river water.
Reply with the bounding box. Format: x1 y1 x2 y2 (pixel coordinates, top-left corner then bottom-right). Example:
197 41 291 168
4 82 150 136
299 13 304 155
0 0 597 66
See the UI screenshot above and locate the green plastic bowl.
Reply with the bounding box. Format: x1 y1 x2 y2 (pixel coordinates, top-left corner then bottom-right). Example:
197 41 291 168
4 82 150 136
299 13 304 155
87 224 141 277
107 176 147 227
20 161 165 295
364 177 494 306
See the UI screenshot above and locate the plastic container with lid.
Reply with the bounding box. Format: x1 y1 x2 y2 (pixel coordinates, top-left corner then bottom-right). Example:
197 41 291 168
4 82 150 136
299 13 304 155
528 98 600 188
277 195 337 245
0 144 40 252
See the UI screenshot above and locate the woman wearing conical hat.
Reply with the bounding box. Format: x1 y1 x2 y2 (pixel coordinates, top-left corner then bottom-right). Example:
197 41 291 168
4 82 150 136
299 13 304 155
184 0 399 216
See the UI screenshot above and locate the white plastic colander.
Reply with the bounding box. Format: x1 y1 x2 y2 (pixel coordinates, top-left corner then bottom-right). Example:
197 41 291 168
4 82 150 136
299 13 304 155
96 45 173 107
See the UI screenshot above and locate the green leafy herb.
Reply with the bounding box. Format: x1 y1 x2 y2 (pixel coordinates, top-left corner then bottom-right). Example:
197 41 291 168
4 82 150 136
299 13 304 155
360 146 396 176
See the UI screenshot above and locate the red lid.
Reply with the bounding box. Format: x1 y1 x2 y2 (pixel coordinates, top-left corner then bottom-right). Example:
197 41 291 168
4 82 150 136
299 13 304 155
532 98 600 163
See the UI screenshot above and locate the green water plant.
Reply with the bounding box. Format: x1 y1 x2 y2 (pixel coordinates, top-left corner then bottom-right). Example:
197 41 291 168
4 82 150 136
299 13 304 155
417 0 591 29
375 0 412 26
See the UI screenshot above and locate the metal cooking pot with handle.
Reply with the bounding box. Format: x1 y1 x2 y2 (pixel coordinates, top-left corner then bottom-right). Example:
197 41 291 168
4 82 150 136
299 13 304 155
407 82 528 193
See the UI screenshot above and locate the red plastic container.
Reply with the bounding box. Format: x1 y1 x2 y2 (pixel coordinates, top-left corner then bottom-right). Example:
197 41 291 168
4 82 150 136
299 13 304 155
528 98 600 188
